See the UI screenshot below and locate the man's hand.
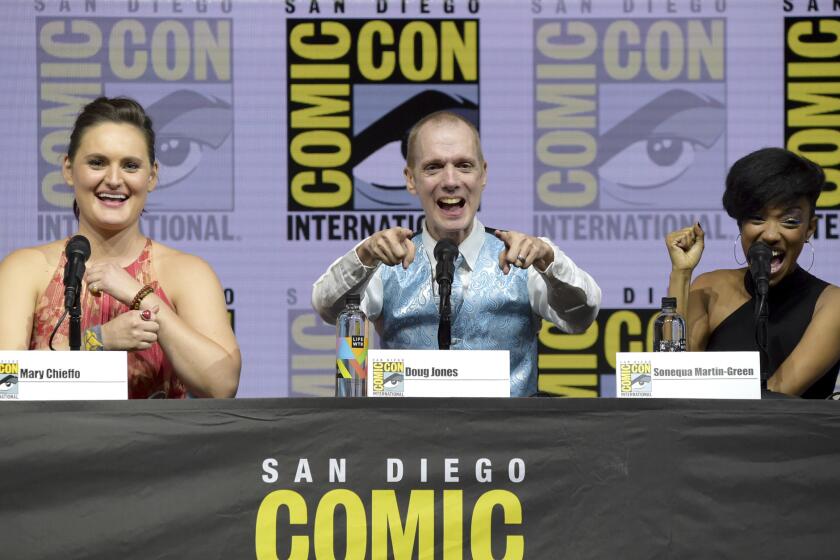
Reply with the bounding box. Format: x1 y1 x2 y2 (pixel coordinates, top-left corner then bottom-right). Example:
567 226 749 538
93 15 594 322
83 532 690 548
495 230 554 275
666 223 705 272
356 227 416 269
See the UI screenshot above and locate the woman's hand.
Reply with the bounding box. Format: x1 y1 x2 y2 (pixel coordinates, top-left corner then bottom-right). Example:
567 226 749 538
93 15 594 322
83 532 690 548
666 223 705 272
85 261 143 305
101 306 160 351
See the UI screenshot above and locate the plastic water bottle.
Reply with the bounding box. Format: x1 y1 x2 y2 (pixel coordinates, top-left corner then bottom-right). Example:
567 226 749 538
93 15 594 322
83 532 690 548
335 293 369 397
653 296 686 352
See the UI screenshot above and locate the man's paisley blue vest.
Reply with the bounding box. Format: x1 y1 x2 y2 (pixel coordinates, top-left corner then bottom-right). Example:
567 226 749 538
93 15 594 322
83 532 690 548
378 231 541 396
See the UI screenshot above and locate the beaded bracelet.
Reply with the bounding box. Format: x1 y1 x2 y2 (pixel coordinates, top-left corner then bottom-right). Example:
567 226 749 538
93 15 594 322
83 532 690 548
130 285 154 310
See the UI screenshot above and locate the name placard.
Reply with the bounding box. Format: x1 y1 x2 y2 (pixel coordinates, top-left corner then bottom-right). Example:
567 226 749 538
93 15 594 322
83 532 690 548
367 350 510 397
0 351 128 401
616 351 761 399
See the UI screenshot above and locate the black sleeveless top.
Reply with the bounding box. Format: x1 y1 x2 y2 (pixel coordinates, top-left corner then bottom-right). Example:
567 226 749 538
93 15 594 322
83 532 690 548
706 266 839 398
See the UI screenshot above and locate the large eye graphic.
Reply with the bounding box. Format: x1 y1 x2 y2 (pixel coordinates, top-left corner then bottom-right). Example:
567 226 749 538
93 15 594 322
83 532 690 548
597 89 725 204
350 90 478 209
600 136 698 189
353 140 408 199
147 90 233 190
157 136 205 186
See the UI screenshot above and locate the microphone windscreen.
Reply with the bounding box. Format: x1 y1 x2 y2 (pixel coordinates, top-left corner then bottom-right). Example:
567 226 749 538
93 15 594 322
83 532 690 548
433 239 458 261
65 235 91 261
747 241 772 265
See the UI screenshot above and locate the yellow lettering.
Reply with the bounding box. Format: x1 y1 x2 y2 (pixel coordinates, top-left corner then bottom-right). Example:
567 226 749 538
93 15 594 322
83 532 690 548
371 490 434 559
471 490 523 560
687 20 724 80
646 20 684 81
289 22 351 60
604 21 641 80
358 20 395 81
788 82 840 127
537 169 597 207
536 84 596 129
194 20 231 81
109 19 147 80
536 21 597 60
442 490 463 560
604 311 645 369
400 21 438 81
40 20 101 59
441 20 477 81
314 490 366 560
291 85 350 129
788 20 840 59
255 490 309 560
151 20 190 80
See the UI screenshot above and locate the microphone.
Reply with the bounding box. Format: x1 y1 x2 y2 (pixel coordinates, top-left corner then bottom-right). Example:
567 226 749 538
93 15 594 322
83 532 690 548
63 235 91 310
434 239 459 288
434 239 459 351
748 242 772 297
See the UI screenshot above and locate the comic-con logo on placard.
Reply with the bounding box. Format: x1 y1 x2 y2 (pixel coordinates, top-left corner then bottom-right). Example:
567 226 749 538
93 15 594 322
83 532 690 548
620 360 652 397
36 16 235 243
532 17 728 242
371 358 405 396
286 19 479 242
0 361 21 399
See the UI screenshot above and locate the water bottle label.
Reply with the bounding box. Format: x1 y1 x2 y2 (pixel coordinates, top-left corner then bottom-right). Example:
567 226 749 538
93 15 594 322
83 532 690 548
336 336 368 380
656 340 686 352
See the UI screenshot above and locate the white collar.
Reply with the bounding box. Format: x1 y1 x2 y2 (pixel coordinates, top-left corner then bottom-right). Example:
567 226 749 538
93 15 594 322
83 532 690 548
421 217 485 271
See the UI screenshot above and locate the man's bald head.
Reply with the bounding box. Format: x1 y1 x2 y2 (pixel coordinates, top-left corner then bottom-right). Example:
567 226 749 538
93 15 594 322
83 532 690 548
405 111 483 168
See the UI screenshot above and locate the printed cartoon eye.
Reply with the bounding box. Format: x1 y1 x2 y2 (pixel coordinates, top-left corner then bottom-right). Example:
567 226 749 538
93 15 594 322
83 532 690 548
157 136 204 185
0 374 17 390
350 89 478 210
354 140 410 190
146 90 233 190
383 373 403 388
598 89 724 197
600 136 697 188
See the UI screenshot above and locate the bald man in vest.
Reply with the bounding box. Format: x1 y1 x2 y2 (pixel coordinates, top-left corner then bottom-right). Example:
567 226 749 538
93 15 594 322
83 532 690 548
313 111 601 396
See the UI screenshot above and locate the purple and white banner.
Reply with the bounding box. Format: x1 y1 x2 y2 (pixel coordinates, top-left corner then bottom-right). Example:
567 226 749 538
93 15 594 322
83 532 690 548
1 0 837 396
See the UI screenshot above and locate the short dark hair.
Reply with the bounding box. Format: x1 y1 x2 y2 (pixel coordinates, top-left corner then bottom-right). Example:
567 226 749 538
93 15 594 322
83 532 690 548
405 111 483 168
68 97 156 218
722 147 825 224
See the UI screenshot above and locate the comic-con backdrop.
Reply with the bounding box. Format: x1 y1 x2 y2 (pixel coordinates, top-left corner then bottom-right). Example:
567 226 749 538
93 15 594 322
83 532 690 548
1 0 837 397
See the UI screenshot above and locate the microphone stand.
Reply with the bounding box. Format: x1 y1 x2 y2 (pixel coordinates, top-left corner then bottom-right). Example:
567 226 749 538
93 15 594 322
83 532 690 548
438 280 452 350
754 293 769 389
69 288 82 351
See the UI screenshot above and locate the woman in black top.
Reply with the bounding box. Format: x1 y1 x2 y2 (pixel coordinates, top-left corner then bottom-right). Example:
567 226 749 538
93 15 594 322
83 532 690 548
665 147 840 398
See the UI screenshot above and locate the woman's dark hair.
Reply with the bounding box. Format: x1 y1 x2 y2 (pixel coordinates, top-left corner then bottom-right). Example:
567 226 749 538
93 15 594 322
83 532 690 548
722 147 825 225
68 97 156 218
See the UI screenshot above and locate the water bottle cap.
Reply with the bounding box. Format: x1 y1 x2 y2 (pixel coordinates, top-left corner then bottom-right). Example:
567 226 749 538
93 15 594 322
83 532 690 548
346 293 361 305
661 296 677 308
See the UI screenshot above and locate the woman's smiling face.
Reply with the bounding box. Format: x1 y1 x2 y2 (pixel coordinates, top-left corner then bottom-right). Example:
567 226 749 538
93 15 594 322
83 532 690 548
63 122 157 232
739 197 816 285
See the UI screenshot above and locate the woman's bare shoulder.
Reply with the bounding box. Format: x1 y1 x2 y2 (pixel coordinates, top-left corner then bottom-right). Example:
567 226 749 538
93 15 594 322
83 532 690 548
692 268 744 291
150 241 212 270
0 241 63 274
816 283 840 313
0 241 64 303
150 241 218 290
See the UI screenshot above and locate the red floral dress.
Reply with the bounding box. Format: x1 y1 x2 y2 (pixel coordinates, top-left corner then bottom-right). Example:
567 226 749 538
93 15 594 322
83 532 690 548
30 238 186 399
